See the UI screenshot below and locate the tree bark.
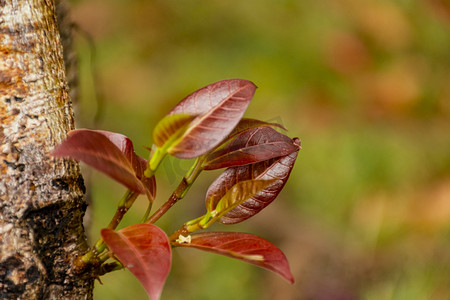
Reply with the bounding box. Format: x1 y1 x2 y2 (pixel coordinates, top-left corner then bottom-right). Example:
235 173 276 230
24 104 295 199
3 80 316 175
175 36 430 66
0 0 93 299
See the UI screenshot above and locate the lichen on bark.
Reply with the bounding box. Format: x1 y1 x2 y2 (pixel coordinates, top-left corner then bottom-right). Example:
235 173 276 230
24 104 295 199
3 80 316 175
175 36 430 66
0 0 93 299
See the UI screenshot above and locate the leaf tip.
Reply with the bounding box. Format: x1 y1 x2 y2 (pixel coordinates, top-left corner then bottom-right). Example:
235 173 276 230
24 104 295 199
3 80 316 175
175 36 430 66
286 271 295 284
293 137 301 149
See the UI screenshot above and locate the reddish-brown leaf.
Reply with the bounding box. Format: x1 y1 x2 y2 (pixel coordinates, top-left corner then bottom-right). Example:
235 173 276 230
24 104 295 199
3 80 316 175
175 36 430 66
202 126 299 170
51 129 146 193
101 224 172 300
205 179 277 227
140 171 157 202
174 232 294 283
95 130 156 201
169 79 256 116
165 79 257 159
206 138 300 224
226 118 287 141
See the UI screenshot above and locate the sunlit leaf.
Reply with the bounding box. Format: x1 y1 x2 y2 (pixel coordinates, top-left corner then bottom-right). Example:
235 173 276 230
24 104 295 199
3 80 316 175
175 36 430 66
152 114 196 149
206 179 276 223
206 138 300 224
174 232 294 283
51 129 145 193
101 224 172 300
158 79 257 159
169 79 256 116
202 126 299 170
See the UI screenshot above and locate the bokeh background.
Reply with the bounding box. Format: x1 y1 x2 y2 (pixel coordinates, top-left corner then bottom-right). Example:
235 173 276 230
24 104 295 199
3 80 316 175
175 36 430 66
69 0 450 299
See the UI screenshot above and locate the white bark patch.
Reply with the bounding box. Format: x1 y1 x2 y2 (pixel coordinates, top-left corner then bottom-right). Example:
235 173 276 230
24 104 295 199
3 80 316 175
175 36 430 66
0 223 13 234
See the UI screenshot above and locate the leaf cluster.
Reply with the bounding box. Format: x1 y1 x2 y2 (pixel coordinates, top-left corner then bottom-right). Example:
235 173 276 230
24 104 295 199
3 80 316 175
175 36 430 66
52 79 300 300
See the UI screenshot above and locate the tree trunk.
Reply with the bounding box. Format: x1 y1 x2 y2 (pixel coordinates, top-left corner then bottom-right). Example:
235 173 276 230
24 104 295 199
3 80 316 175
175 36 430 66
0 0 93 299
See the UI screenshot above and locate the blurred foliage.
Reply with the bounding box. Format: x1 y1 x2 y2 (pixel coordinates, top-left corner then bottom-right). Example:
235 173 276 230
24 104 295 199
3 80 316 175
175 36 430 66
70 0 450 299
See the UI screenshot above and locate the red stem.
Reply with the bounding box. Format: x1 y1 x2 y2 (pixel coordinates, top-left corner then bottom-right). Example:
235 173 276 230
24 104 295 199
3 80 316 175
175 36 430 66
147 178 188 224
107 192 139 230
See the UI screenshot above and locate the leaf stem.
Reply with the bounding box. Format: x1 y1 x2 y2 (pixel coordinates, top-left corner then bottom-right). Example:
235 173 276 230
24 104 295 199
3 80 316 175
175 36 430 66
146 157 203 224
168 211 215 243
140 201 153 223
145 147 166 177
98 261 124 276
94 190 139 252
168 224 191 242
77 150 164 274
79 189 139 267
107 190 139 230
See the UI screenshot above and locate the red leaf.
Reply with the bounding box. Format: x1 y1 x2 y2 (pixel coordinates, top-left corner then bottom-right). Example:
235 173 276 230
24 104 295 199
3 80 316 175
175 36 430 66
206 138 300 224
95 130 156 201
140 171 157 202
51 129 146 193
201 179 277 229
226 118 287 140
169 79 256 116
163 79 257 159
101 224 172 300
174 232 294 283
202 126 299 170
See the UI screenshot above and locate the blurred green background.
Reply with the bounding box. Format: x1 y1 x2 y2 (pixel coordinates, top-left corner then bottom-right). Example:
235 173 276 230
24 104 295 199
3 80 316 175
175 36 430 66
70 0 450 299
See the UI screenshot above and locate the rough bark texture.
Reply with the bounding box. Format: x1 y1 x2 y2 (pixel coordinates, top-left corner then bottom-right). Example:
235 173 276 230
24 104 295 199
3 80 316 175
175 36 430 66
0 0 93 299
55 0 78 107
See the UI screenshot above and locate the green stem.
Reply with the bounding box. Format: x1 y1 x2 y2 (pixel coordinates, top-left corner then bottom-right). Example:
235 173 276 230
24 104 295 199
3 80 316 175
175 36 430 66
146 157 204 224
185 211 214 232
145 147 167 177
168 213 210 242
141 201 153 223
77 149 166 273
170 208 219 243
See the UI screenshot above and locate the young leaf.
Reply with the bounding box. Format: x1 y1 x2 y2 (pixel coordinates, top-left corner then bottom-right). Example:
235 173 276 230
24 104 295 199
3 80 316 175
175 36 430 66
154 79 257 159
94 130 145 176
206 138 300 224
168 79 256 117
101 224 172 300
51 129 146 194
202 126 299 170
174 232 294 283
152 114 196 150
95 130 156 201
226 118 287 141
134 156 157 202
94 129 156 202
213 180 275 214
205 179 276 226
